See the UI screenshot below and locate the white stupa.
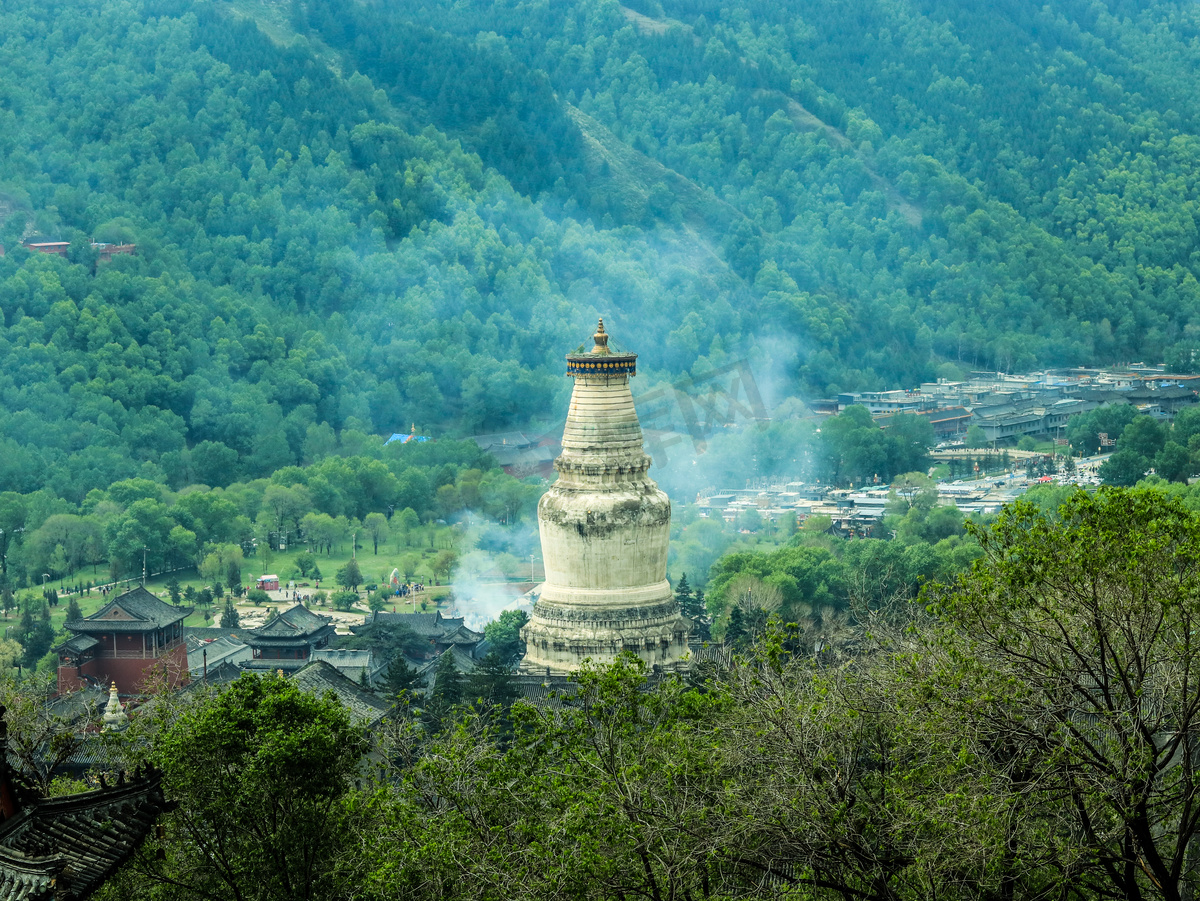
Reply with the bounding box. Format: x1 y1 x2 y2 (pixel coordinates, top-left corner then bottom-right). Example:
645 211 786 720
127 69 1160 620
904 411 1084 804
102 682 128 731
520 320 689 674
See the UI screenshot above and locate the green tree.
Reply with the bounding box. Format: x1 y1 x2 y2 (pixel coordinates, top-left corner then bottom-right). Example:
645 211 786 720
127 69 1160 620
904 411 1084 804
885 471 938 514
363 512 389 554
294 550 317 577
383 655 422 696
330 590 359 612
924 487 1200 900
1157 441 1192 483
724 604 747 647
393 507 420 547
1120 414 1167 459
426 651 463 731
466 650 517 715
220 600 240 628
965 424 988 448
674 572 692 611
431 549 459 585
1099 448 1149 486
124 673 368 901
15 601 54 669
226 557 242 596
483 609 528 665
335 558 362 591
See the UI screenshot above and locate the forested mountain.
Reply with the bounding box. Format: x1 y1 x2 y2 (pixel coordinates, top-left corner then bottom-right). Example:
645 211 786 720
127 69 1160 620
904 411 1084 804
3 0 1200 500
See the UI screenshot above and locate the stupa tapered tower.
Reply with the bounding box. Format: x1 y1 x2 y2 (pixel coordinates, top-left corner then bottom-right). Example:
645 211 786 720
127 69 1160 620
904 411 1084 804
521 320 689 674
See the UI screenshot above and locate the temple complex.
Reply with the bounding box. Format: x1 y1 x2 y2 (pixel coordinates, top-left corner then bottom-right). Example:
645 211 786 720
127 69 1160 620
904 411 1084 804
520 320 689 674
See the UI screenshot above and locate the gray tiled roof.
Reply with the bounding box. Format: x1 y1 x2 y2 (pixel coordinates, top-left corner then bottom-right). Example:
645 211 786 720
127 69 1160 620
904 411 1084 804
356 610 469 640
184 626 244 641
417 646 483 682
53 635 98 657
356 611 440 637
312 648 373 667
251 604 333 639
291 661 391 726
67 587 191 634
187 635 251 674
0 765 169 901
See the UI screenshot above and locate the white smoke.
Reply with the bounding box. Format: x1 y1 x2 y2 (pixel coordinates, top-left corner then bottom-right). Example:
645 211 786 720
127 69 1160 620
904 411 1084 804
449 515 540 631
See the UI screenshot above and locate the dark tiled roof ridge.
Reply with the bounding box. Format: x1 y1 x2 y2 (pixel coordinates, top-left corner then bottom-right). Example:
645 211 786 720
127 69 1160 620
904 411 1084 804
67 586 191 633
290 661 390 725
254 603 332 636
0 762 169 900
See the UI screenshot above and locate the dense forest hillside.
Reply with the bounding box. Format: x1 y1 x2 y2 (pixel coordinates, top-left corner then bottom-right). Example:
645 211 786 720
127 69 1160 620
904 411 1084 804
2 0 1200 499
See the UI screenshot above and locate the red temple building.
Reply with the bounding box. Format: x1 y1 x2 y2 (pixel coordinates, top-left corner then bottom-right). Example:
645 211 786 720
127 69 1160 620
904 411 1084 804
55 587 192 696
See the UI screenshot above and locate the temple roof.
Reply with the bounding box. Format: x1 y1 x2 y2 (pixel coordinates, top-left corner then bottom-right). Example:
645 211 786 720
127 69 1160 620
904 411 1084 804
354 611 465 639
66 587 191 635
291 661 390 727
186 636 250 675
53 635 98 658
442 624 485 645
0 768 168 900
247 604 334 644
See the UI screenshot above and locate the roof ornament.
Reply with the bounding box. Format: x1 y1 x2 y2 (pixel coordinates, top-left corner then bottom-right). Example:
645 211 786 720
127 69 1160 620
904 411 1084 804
591 318 610 354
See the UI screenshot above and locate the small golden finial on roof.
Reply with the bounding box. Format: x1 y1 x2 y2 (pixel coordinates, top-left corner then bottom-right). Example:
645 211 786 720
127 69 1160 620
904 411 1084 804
591 318 610 354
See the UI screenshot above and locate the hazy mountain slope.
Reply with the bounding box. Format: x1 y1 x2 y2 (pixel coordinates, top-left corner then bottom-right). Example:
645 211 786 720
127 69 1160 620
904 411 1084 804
0 0 743 498
4 0 1200 500
318 0 1200 378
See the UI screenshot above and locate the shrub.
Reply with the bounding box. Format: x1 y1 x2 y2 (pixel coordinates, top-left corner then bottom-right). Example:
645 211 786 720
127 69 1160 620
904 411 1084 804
330 590 359 611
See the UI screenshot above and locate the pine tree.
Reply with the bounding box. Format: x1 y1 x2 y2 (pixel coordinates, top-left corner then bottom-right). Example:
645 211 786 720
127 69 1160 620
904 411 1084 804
227 559 242 596
220 600 240 628
384 656 422 696
468 651 517 711
336 559 362 591
725 604 747 648
691 589 711 641
674 573 692 610
65 597 82 622
431 652 463 708
425 651 463 732
166 575 181 605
